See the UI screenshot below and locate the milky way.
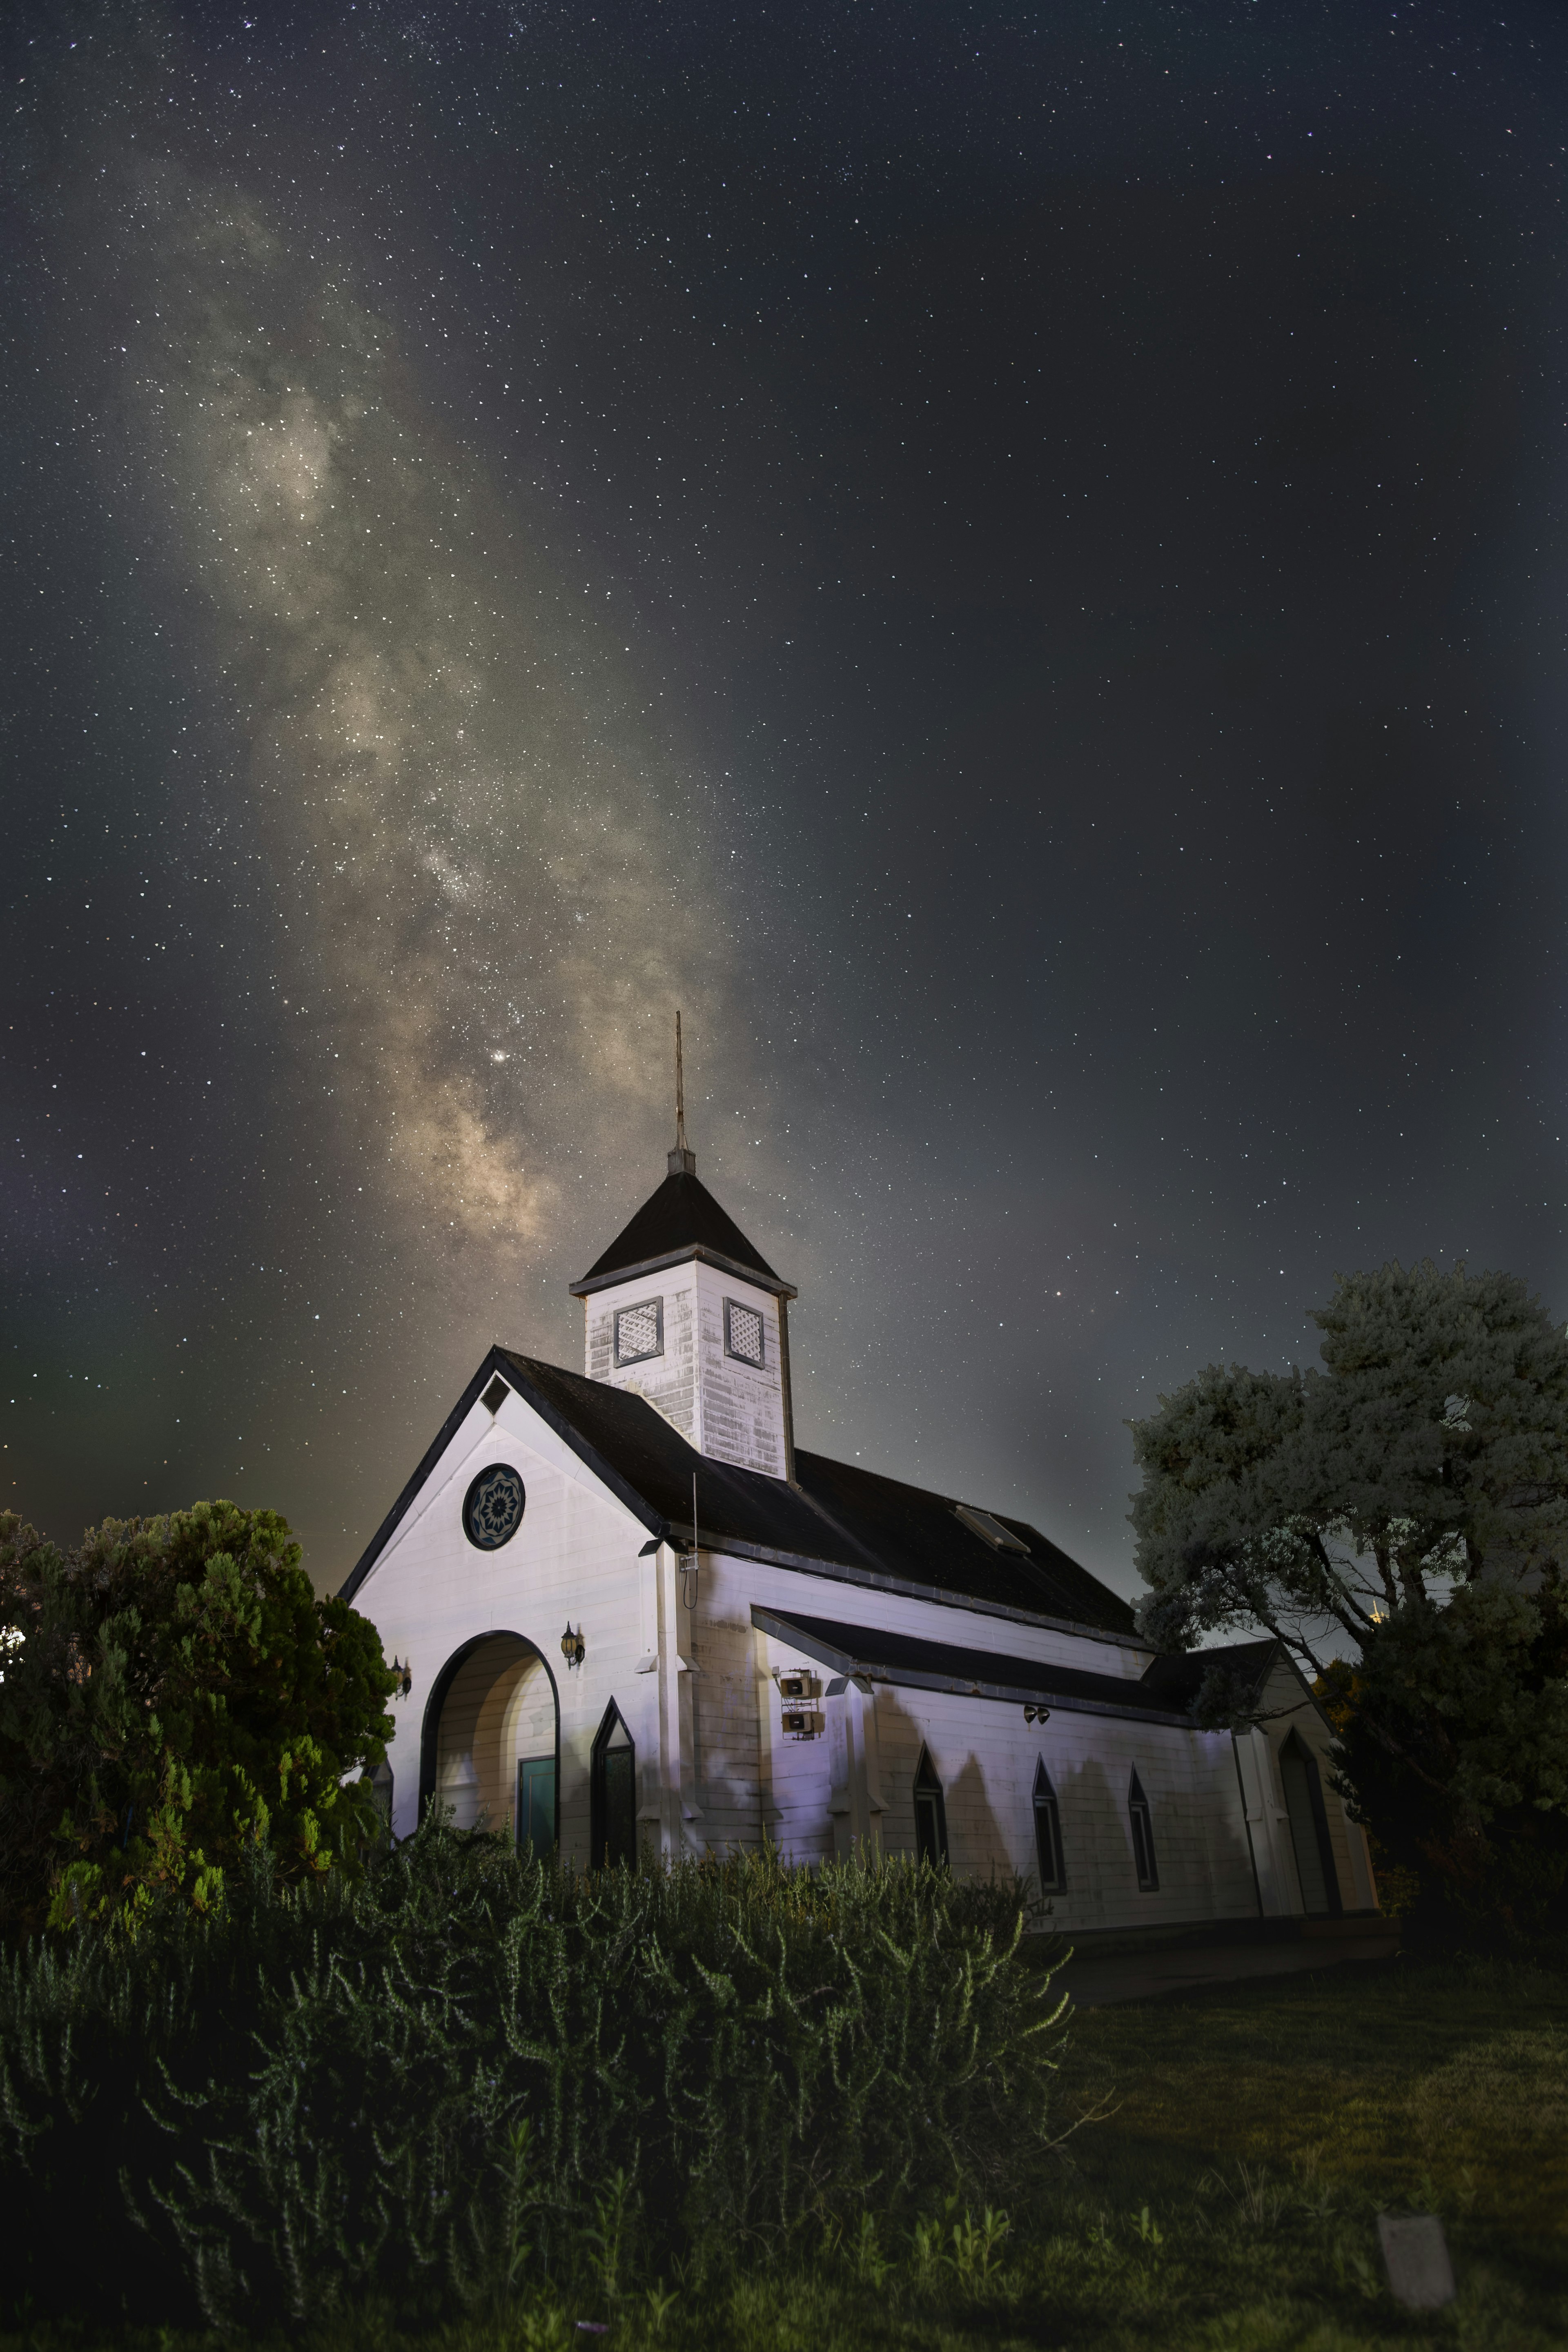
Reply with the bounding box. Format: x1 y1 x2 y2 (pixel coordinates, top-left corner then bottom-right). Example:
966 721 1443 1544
96 146 734 1247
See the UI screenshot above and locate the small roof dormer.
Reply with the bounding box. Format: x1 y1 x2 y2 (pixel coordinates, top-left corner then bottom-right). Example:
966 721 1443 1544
570 1016 797 1480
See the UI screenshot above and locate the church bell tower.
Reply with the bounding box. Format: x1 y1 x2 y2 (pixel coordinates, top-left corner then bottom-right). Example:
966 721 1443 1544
569 1016 797 1480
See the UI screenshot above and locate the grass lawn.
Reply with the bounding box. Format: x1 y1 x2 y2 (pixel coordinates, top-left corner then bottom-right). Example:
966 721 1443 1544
6 1951 1565 2352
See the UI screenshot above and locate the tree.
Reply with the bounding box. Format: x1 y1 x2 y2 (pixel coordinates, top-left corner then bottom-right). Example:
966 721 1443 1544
1128 1261 1568 1937
0 1499 396 1940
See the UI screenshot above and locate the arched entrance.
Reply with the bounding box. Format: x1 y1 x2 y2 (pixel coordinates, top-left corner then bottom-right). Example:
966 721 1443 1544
419 1632 561 1853
1279 1731 1343 1918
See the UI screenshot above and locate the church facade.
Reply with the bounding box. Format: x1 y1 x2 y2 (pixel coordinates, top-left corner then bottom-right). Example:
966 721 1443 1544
343 1138 1378 1935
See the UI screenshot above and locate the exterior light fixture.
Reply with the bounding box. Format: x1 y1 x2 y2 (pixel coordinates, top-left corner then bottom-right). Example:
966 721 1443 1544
1023 1703 1050 1725
561 1622 586 1669
389 1656 413 1699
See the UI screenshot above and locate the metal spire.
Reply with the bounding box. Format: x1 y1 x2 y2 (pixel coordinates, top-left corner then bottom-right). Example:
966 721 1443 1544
669 1009 696 1175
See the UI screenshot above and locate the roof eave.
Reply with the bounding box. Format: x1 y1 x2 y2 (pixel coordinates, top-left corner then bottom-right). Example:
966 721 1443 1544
569 1242 797 1300
751 1606 1193 1727
338 1344 513 1605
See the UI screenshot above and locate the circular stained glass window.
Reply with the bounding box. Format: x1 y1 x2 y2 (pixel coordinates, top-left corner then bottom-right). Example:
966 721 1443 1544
463 1462 526 1550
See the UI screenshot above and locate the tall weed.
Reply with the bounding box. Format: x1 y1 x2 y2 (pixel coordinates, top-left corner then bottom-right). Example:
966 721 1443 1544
0 1821 1065 2328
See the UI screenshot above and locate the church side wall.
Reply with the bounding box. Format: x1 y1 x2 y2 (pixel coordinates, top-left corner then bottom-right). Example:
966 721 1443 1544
699 1552 1152 1684
689 1551 1258 1930
869 1690 1257 1934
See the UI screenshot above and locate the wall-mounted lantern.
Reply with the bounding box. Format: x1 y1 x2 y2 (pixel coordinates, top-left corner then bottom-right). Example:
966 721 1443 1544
389 1656 413 1699
561 1622 586 1670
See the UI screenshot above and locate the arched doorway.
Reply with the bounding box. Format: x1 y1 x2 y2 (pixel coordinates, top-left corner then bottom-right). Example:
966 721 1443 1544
419 1632 560 1854
1279 1731 1343 1918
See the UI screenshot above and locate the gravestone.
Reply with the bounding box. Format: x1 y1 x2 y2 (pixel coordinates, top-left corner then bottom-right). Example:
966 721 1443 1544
1376 2212 1456 2311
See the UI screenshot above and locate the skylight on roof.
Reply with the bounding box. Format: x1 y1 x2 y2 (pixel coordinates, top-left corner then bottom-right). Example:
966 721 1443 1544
954 1503 1029 1555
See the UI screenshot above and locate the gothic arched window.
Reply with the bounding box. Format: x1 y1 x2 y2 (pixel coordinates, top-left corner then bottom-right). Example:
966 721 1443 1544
591 1701 638 1871
913 1746 949 1869
1032 1758 1065 1893
1127 1767 1159 1891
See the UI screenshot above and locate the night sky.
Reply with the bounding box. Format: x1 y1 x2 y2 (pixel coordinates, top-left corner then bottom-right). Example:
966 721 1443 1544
5 0 1567 1605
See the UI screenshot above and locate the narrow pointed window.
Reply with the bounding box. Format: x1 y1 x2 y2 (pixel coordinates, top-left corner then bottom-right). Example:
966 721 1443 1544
591 1701 638 1871
913 1746 949 1869
1127 1767 1158 1892
1032 1757 1065 1893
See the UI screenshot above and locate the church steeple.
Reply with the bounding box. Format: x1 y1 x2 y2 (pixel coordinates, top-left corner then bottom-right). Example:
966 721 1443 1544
570 1016 797 1480
669 1009 696 1177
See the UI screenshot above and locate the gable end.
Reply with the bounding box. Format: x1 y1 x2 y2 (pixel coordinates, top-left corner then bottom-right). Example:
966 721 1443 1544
338 1345 670 1604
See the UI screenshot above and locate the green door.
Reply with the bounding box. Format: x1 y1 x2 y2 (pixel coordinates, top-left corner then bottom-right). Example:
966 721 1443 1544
517 1754 556 1858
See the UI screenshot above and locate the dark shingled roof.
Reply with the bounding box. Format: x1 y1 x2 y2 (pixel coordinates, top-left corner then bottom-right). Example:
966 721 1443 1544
1138 1637 1293 1713
340 1342 1137 1642
751 1608 1194 1724
571 1169 787 1294
747 1616 1315 1730
793 1449 1134 1634
494 1354 1135 1635
497 1352 868 1565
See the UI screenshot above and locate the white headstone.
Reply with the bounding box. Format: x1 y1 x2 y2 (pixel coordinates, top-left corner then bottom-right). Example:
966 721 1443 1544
1376 2213 1456 2311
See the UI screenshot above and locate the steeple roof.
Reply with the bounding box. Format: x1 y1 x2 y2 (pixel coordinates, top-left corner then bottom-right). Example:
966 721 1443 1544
569 1166 794 1298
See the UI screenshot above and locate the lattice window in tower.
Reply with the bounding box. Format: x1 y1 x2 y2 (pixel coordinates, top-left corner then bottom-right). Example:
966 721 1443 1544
724 1298 765 1367
614 1298 664 1367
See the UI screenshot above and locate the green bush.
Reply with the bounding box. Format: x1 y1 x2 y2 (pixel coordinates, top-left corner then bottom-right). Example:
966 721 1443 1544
0 1503 395 1940
0 1820 1065 2330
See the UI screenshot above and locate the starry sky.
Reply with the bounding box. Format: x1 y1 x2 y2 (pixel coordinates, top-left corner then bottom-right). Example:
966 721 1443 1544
5 0 1567 1604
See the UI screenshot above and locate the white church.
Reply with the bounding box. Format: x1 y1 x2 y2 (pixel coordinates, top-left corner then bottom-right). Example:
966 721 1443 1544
344 1099 1379 1937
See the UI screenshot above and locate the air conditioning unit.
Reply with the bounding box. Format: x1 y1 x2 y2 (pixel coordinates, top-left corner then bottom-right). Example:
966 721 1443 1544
773 1665 822 1737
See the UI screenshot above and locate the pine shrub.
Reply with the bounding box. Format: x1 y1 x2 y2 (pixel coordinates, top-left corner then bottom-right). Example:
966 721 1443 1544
0 1821 1066 2329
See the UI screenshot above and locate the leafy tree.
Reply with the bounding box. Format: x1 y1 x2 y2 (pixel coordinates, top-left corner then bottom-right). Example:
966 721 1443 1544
1128 1261 1568 1937
0 1499 396 1940
1316 1581 1568 1937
